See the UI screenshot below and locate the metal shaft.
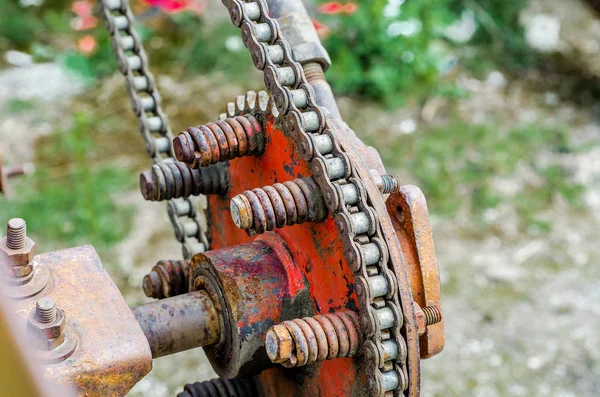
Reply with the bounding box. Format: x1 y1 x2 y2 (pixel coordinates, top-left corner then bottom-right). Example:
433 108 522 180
132 290 220 358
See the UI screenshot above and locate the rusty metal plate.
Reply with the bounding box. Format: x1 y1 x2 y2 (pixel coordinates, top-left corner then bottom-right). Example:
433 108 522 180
7 245 152 396
387 186 444 359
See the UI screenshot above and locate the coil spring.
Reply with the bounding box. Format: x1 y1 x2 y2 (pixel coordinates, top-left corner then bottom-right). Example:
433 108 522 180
143 259 190 299
380 174 400 194
177 377 257 397
422 305 442 325
266 311 361 368
230 177 327 234
139 162 228 201
174 115 265 168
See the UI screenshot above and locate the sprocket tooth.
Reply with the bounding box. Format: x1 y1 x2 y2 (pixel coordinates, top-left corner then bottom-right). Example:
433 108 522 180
267 96 279 118
236 95 245 114
259 91 269 112
227 102 236 117
245 91 257 111
219 113 227 121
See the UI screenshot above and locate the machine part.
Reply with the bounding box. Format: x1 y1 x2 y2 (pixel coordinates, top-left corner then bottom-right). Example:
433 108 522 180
386 185 443 359
229 177 327 234
422 305 442 326
27 297 78 364
132 290 220 358
266 1 331 71
11 245 153 396
1 218 36 285
0 286 76 397
178 377 258 397
97 0 444 396
265 311 361 368
174 115 266 168
299 62 341 121
139 162 229 201
143 259 190 299
190 234 310 378
101 0 208 259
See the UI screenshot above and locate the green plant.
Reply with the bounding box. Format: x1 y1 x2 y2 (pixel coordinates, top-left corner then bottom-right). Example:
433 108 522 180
320 0 456 106
0 112 134 259
371 117 583 231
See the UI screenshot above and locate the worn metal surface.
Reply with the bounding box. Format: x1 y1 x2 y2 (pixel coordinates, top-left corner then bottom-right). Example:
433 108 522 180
190 234 310 379
174 114 266 168
139 162 229 202
0 289 75 397
7 245 152 396
230 176 327 234
143 259 190 299
386 186 444 359
266 311 361 368
132 290 220 358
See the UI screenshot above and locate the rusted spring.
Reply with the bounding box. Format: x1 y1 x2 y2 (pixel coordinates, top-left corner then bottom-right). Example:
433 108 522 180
139 162 228 201
177 377 258 397
380 174 400 194
230 177 327 234
143 259 190 299
423 305 442 326
266 311 361 368
173 115 265 168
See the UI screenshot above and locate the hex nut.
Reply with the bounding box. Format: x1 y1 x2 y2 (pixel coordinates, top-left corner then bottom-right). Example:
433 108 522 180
0 237 35 267
30 332 66 351
28 308 66 340
265 324 293 363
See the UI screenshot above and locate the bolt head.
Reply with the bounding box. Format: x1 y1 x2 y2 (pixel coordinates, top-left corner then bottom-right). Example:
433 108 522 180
28 307 66 339
265 324 293 363
0 237 35 268
230 195 253 230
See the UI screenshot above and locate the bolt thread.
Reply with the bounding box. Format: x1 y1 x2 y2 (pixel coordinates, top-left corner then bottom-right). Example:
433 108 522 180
177 377 257 397
36 298 56 324
6 218 26 250
266 311 361 368
139 162 228 202
422 305 442 326
303 62 326 83
230 177 327 234
143 259 190 299
380 174 400 194
174 115 264 168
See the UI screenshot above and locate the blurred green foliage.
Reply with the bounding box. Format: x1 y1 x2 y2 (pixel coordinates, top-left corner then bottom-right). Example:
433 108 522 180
374 118 583 231
0 112 134 253
320 0 536 106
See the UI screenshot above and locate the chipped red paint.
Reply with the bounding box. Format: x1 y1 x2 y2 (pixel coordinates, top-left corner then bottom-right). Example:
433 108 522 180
208 116 367 394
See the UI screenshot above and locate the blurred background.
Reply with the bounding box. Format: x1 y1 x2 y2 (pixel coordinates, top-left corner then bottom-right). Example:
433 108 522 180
0 0 599 396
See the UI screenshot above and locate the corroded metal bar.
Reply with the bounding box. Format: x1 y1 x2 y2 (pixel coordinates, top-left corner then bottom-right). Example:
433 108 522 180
132 290 220 358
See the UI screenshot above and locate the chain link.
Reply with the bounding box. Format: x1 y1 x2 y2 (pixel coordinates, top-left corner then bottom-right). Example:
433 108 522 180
222 1 409 395
100 0 208 258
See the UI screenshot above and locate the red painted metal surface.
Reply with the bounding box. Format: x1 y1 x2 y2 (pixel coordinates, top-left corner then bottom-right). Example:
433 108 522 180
208 115 368 396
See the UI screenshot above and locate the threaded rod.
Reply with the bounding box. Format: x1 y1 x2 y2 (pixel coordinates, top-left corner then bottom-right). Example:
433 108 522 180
36 297 57 324
423 305 442 326
230 177 327 234
6 218 26 250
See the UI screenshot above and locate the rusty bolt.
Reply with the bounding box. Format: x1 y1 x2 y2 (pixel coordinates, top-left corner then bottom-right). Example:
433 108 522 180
6 218 26 250
0 218 35 277
28 297 66 343
265 324 293 364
